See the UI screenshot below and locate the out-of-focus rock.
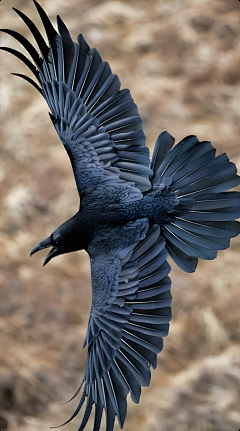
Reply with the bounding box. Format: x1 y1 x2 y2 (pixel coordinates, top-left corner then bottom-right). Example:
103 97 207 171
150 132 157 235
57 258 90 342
84 1 145 25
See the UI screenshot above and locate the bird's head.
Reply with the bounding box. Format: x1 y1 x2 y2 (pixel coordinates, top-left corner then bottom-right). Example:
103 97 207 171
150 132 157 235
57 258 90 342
30 216 84 265
30 231 65 266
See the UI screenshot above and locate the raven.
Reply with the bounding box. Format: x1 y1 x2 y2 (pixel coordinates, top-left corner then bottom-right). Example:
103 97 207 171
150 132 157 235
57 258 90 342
1 1 240 430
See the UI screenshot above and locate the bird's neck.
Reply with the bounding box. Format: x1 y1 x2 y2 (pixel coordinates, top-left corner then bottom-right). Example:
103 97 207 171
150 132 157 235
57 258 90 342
58 212 91 251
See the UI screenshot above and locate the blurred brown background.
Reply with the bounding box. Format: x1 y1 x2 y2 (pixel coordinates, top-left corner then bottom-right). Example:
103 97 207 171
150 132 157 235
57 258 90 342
0 0 240 430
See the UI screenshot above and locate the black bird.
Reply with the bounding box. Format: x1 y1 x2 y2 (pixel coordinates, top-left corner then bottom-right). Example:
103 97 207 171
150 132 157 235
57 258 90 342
1 2 240 430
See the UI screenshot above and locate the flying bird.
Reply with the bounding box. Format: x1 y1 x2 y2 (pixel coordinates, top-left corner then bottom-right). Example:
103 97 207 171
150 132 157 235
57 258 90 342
1 1 240 430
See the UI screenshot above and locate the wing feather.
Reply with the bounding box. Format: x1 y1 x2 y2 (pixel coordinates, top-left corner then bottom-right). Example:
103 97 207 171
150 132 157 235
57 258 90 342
0 2 152 195
58 220 172 431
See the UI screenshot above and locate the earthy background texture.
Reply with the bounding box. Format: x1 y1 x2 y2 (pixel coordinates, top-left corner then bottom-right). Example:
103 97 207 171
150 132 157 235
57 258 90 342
0 0 240 430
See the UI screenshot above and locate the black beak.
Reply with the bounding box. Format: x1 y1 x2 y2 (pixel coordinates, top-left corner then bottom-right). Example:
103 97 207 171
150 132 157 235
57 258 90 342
30 236 60 266
30 236 52 256
43 247 60 266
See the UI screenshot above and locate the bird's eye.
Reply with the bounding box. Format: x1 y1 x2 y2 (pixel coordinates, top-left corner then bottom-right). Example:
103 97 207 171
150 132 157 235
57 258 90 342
51 234 60 245
54 237 61 246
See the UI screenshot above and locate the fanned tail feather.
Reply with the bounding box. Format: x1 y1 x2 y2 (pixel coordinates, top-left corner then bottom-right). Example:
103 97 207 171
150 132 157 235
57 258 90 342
151 134 240 272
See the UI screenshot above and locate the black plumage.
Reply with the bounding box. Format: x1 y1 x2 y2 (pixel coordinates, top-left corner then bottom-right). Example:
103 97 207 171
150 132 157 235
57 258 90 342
1 2 240 430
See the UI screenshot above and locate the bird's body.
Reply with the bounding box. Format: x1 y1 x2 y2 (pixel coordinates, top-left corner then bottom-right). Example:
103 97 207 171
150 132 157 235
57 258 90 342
1 2 240 431
68 187 178 241
47 182 179 262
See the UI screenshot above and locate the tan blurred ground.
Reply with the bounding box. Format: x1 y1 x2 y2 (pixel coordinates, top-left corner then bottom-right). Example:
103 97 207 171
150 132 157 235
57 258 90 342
0 1 240 430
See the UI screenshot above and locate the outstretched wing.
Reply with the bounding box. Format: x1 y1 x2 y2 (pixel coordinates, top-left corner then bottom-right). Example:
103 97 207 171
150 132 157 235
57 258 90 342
0 1 152 197
60 219 171 431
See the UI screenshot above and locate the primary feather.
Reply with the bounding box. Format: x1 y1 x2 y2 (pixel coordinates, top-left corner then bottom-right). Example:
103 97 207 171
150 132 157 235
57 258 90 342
1 2 240 430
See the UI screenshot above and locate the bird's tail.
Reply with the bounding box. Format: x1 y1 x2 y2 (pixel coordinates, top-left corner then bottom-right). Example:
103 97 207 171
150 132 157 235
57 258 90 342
151 132 240 273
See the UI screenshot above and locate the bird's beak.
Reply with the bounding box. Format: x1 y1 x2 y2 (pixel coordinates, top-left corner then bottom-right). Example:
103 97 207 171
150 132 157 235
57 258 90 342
30 236 59 266
42 247 60 266
30 236 52 256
